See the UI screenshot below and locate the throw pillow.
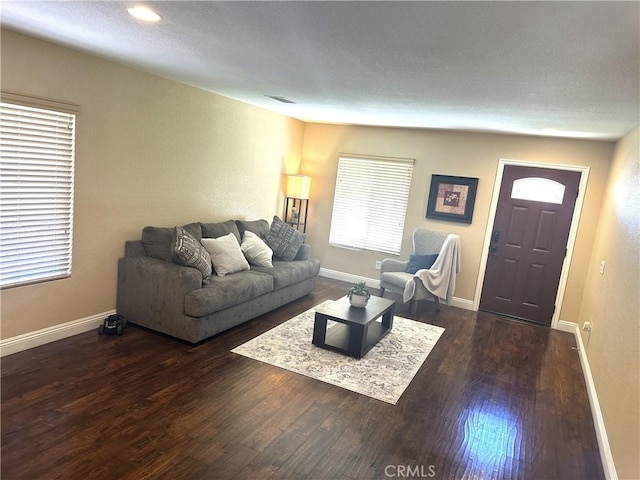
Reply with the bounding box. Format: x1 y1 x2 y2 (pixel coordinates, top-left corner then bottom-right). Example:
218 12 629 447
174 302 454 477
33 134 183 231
201 233 250 276
241 231 273 267
173 225 212 284
265 216 305 262
405 254 438 274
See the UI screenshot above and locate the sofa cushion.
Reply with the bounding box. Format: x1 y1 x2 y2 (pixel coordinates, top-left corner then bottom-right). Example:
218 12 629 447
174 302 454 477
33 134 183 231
142 223 201 263
201 220 241 243
265 216 306 261
184 271 274 317
252 259 321 290
241 231 273 267
173 226 212 284
201 233 250 277
236 219 270 240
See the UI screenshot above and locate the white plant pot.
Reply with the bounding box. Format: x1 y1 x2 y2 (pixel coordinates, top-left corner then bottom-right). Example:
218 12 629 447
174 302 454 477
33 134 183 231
349 294 368 308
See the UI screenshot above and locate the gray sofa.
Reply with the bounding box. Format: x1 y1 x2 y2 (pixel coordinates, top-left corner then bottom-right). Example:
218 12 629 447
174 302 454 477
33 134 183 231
117 218 321 343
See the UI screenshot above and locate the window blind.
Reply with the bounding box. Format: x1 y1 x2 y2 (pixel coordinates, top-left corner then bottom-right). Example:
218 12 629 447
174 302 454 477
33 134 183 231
0 101 76 288
329 155 414 255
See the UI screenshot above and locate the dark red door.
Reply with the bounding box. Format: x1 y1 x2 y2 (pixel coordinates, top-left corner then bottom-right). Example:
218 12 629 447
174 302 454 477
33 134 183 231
479 165 581 325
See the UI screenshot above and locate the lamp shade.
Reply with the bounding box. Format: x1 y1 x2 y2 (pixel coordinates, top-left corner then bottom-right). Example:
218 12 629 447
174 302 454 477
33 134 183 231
287 175 311 199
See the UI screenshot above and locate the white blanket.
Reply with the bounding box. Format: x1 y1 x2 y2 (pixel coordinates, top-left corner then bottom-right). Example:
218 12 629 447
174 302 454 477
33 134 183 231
403 234 461 304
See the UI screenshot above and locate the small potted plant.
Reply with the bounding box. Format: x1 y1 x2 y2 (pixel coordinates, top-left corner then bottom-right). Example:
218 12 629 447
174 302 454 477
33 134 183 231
348 281 371 308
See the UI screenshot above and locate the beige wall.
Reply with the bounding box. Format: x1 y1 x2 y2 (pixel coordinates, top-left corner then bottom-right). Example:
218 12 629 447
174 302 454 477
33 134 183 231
578 127 639 480
0 29 304 339
302 124 613 323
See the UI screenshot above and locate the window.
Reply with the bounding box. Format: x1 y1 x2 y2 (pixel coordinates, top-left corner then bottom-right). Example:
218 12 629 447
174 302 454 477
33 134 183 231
329 154 414 255
0 96 77 288
511 177 565 204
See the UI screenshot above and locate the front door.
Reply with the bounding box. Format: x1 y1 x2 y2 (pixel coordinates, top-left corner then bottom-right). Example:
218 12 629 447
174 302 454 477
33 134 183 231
479 165 581 325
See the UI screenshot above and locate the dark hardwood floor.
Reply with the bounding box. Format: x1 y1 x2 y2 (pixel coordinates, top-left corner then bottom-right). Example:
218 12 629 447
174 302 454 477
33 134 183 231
1 277 604 480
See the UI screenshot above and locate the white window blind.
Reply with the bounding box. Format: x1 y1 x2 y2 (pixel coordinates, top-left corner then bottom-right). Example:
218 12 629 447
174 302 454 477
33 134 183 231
329 155 414 255
0 100 76 288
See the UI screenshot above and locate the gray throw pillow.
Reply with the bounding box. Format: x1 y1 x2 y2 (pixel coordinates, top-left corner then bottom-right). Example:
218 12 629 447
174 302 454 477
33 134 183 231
265 216 305 262
173 226 212 284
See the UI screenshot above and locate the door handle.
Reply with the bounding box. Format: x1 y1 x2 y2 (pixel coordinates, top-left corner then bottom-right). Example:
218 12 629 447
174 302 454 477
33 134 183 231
489 230 500 255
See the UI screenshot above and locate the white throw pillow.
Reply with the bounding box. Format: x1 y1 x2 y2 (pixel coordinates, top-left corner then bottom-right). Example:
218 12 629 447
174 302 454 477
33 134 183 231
201 233 250 277
241 231 273 267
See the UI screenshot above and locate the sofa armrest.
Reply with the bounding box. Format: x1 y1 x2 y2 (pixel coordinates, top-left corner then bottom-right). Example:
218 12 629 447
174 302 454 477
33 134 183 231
381 258 408 273
117 256 202 334
294 244 311 261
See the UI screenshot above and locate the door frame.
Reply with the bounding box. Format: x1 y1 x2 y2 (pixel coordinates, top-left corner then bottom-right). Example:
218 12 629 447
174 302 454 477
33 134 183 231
473 158 590 329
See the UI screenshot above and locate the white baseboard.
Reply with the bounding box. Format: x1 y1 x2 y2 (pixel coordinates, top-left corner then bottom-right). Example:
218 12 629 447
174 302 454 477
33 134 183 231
319 268 474 311
559 321 618 480
0 310 115 357
319 267 381 288
449 297 474 310
554 319 577 333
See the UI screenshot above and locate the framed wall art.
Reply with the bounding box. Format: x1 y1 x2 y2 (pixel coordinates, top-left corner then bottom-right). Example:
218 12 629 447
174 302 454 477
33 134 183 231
426 174 479 224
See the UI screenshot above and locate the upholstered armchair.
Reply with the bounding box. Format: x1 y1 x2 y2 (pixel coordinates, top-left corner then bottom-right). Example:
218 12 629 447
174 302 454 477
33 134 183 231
379 229 455 314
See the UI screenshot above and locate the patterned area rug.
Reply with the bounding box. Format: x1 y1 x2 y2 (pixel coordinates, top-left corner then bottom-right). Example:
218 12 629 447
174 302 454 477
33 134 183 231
231 301 445 405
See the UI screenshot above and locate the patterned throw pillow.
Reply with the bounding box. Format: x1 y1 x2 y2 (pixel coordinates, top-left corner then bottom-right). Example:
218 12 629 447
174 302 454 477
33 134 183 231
173 225 212 284
265 216 306 262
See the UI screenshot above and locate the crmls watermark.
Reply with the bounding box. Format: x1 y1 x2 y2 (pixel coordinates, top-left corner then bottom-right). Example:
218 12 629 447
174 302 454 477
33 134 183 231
384 464 437 478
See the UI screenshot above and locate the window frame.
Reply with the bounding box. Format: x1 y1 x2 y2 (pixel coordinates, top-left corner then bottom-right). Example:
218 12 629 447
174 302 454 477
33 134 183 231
0 92 78 289
329 154 414 256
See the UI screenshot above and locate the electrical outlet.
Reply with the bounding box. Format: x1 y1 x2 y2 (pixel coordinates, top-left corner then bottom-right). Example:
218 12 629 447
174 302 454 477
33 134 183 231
582 321 592 332
599 260 606 275
375 260 382 270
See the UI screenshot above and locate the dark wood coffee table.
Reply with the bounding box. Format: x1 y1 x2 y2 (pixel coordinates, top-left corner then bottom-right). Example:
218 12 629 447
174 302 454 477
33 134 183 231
312 296 396 359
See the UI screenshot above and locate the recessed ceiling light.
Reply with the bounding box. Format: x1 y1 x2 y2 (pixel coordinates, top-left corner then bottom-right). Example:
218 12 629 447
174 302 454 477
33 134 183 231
127 6 162 23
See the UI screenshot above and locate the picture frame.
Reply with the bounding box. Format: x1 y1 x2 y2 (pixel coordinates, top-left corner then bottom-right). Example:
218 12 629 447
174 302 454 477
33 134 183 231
426 174 479 224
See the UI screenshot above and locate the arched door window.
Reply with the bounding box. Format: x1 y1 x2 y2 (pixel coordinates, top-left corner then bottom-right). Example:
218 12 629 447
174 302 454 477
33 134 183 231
511 177 566 204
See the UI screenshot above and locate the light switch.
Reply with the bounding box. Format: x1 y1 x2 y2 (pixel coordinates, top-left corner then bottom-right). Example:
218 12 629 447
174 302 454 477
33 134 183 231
599 260 606 275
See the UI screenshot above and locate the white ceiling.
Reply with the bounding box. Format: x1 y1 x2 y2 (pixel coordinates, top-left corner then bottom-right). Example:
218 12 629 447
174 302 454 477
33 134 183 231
1 1 638 140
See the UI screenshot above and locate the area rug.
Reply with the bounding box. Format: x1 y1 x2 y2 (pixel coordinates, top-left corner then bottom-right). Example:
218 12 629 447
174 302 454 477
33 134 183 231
231 301 445 404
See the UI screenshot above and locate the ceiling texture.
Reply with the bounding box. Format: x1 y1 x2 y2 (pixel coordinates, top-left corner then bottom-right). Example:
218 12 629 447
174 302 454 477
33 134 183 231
1 1 638 140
